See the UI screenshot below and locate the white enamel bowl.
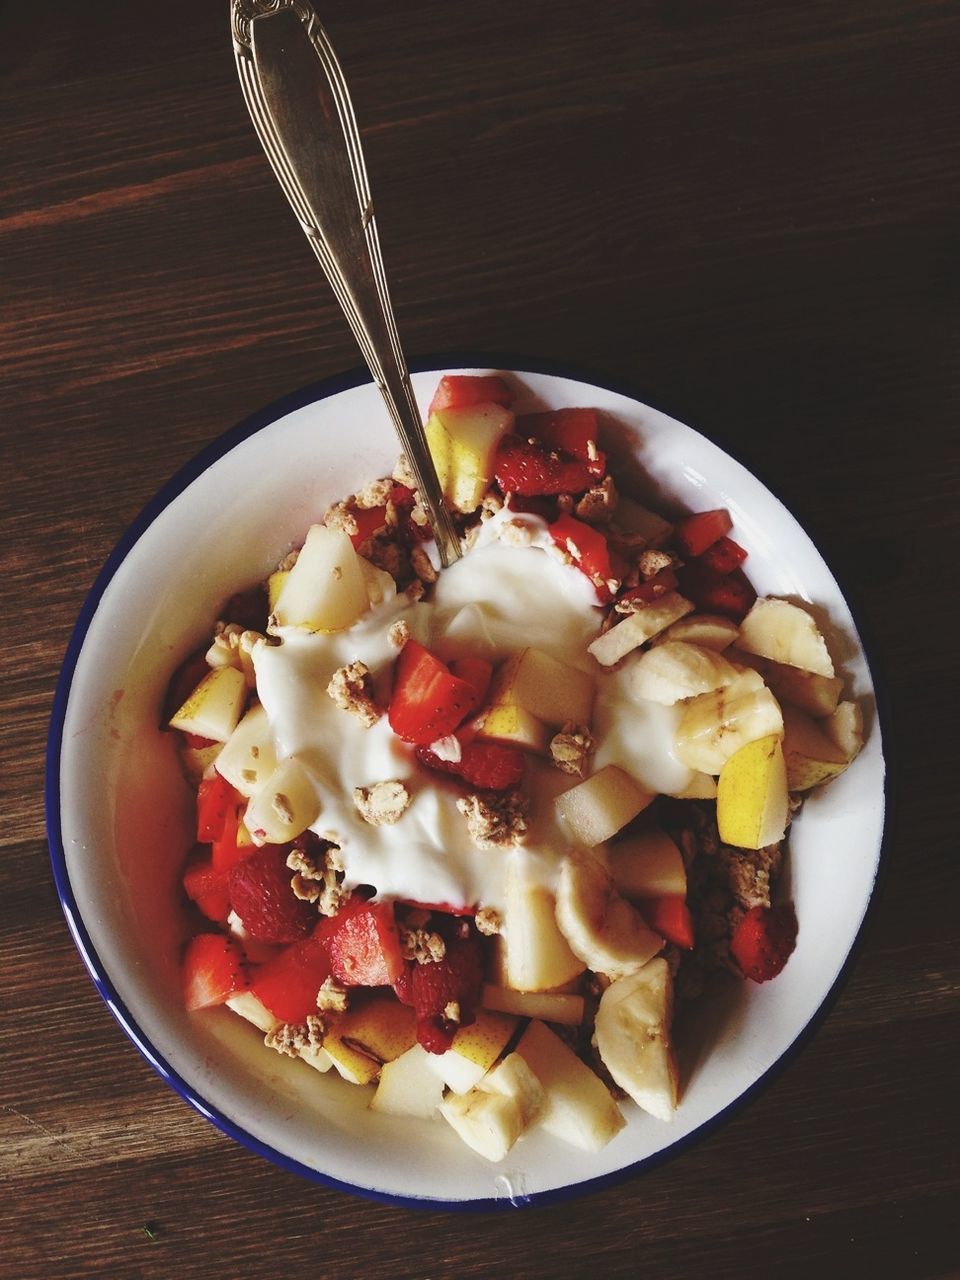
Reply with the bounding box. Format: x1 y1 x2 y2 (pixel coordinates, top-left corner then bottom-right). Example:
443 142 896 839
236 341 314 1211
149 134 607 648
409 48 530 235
47 364 886 1207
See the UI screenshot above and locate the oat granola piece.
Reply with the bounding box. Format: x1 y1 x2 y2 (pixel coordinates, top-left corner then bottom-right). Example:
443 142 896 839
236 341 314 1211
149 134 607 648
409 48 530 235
456 790 529 849
323 500 360 537
410 544 438 585
443 1001 462 1025
474 906 502 937
317 976 350 1015
549 723 594 777
265 1013 328 1058
399 925 447 964
326 660 381 727
286 839 346 918
353 780 411 826
388 619 411 649
637 548 678 579
575 475 618 523
497 518 536 548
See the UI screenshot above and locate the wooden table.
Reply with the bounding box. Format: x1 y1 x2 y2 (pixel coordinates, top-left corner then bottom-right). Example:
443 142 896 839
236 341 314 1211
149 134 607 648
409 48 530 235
4 2 957 1276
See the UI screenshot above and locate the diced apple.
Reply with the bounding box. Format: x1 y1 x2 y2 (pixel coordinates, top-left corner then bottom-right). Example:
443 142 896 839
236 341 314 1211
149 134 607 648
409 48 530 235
481 984 585 1027
611 497 673 549
653 613 740 651
473 703 550 754
214 704 278 799
323 995 417 1085
554 764 655 846
490 648 595 728
427 1011 518 1094
494 854 586 992
438 1084 524 1163
271 524 370 633
588 593 694 667
515 1019 625 1152
369 1044 446 1119
594 959 678 1122
716 734 789 849
737 597 835 677
169 666 247 743
425 403 514 514
730 648 843 718
243 755 320 845
629 641 740 705
674 669 783 775
781 703 849 791
225 990 281 1034
608 829 687 900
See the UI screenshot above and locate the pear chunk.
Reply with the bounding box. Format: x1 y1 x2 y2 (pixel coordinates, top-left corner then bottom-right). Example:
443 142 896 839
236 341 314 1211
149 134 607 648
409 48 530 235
495 856 586 993
243 756 320 845
737 598 835 677
554 765 655 846
438 1053 545 1163
716 733 788 849
490 648 595 728
425 403 514 513
515 1019 625 1152
781 704 849 791
271 524 369 633
595 959 678 1122
608 829 687 900
370 1044 446 1119
588 593 694 667
169 666 246 743
214 704 278 799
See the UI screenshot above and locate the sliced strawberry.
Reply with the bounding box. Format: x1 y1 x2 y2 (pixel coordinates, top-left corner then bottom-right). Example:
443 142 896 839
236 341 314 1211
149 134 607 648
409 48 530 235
517 408 606 478
196 772 239 843
221 585 269 633
678 561 756 622
730 904 798 983
347 503 388 548
411 932 484 1054
227 844 315 944
318 899 405 987
639 896 695 950
674 508 733 558
699 535 748 575
616 568 680 608
250 932 332 1022
163 647 209 728
211 803 254 873
493 435 597 497
550 513 617 601
392 960 416 1007
428 375 514 415
416 740 525 791
388 639 477 745
184 732 217 749
182 933 248 1011
182 849 231 925
448 657 493 716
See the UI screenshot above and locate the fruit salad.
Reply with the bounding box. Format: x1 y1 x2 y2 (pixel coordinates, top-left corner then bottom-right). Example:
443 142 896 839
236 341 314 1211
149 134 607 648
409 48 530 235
167 374 864 1163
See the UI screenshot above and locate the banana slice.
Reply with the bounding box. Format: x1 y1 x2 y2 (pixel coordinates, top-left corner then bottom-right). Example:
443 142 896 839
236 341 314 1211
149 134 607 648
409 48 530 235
629 641 740 705
594 958 678 1122
555 847 664 979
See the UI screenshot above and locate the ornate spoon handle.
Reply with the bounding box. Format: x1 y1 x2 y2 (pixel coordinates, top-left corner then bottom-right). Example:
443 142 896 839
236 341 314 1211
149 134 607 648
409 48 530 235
231 0 462 566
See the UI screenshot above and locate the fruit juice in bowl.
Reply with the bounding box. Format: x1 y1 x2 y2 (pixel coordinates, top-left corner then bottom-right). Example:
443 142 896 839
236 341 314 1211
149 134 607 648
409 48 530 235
47 364 886 1206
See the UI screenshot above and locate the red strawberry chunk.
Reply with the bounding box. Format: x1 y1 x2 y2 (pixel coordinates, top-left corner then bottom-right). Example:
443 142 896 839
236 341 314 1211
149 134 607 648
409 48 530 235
516 408 606 478
699 535 748 575
730 904 798 983
411 933 484 1054
678 561 756 622
416 740 525 791
639 896 695 950
318 899 405 987
493 435 597 497
388 639 477 745
182 933 248 1011
448 657 493 717
428 375 514 415
211 803 253 873
674 508 733 558
228 845 315 944
250 933 332 1023
550 513 617 601
347 503 388 548
182 849 232 925
196 772 238 842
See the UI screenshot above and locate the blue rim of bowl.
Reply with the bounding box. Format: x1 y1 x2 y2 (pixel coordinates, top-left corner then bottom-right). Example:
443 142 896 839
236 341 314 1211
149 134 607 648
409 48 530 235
45 352 892 1212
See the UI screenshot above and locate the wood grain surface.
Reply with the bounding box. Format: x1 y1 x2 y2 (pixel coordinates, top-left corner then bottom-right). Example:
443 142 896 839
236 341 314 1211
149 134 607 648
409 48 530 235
3 1 958 1277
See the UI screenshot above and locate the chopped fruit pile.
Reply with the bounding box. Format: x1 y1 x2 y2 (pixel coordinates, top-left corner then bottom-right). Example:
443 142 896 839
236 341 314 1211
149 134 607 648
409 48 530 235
168 373 865 1165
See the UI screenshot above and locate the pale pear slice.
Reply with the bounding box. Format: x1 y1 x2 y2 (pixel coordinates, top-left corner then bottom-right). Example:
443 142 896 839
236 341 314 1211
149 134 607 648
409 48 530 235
674 669 783 775
225 990 280 1034
730 648 842 718
716 733 789 849
271 524 369 633
554 764 655 846
490 648 595 727
495 855 586 993
425 402 514 514
267 569 289 614
215 704 278 799
480 1053 546 1130
370 1044 446 1119
323 995 417 1085
243 755 320 845
555 846 664 979
438 1087 524 1162
824 700 864 762
629 641 740 705
737 598 835 677
588 593 694 667
473 702 550 754
177 739 222 785
515 1019 625 1152
607 829 687 900
169 665 247 742
481 984 585 1027
611 497 673 549
652 612 740 651
781 703 849 791
426 1011 519 1094
594 959 678 1122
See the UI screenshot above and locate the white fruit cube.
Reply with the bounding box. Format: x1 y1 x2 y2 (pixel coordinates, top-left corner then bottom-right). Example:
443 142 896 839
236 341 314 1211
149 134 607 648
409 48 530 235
243 755 320 845
481 984 585 1027
491 648 595 728
225 991 280 1034
214 704 278 799
515 1019 625 1152
426 1011 518 1094
608 829 687 899
824 700 864 761
473 703 549 754
425 403 514 514
731 648 843 718
169 666 247 743
369 1044 446 1119
480 1053 546 1129
438 1088 524 1163
588 593 694 667
554 764 655 846
496 857 586 993
781 703 849 792
272 524 370 633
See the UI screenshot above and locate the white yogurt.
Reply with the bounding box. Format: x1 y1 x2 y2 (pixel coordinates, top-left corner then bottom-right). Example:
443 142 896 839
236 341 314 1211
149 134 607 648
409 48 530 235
251 536 692 908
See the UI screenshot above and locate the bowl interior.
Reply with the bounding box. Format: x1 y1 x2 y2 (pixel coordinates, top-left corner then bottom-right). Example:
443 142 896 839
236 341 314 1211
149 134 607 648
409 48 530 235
50 367 886 1206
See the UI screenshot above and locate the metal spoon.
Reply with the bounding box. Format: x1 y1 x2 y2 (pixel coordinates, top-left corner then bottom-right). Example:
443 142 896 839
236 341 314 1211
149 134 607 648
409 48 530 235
231 0 462 566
